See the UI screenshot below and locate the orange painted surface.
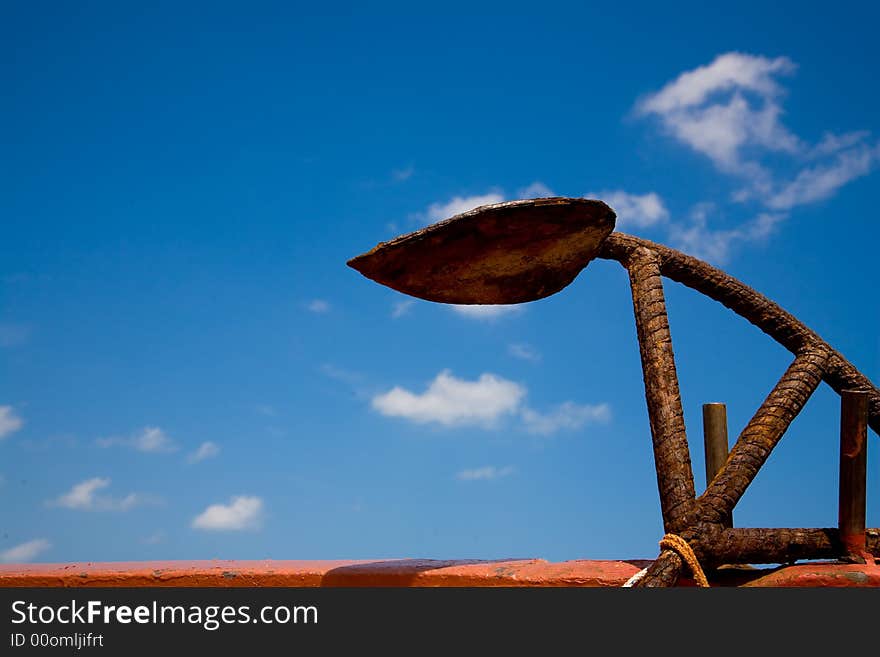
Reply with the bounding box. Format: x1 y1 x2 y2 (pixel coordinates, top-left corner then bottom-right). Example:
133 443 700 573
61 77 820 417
0 557 877 587
0 559 646 588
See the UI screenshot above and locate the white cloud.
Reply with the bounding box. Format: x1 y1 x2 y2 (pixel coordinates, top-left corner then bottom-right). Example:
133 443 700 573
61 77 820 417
424 192 505 225
372 370 526 428
50 477 147 512
809 131 871 159
96 426 178 453
0 322 30 348
634 52 879 261
0 406 23 440
521 402 611 436
768 143 880 210
391 299 414 318
516 181 555 198
416 182 552 229
508 343 541 363
588 190 669 228
0 538 51 563
192 495 264 531
450 304 523 320
638 52 795 114
307 299 331 314
188 441 220 463
456 465 516 481
637 52 800 175
372 370 609 435
668 205 787 264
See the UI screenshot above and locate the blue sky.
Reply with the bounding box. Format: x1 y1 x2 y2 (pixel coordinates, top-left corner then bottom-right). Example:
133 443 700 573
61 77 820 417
2 1 878 565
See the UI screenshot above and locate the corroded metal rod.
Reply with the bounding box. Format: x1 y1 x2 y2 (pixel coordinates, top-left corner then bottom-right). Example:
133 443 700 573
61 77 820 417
702 403 731 528
839 390 869 559
705 527 880 565
624 246 696 534
633 548 685 587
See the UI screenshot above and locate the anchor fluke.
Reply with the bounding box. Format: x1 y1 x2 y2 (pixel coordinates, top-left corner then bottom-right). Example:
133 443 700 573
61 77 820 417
347 197 616 305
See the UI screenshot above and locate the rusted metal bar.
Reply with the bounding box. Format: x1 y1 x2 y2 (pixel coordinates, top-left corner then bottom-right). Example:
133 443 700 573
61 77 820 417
624 246 696 534
632 549 685 588
702 403 731 528
697 349 829 524
839 390 869 560
698 527 880 565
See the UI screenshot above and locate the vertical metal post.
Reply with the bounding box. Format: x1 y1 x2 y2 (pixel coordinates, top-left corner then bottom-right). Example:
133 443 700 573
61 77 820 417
839 390 868 561
702 403 732 528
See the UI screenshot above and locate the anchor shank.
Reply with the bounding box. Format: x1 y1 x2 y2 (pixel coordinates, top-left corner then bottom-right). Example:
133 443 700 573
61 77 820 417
625 247 696 533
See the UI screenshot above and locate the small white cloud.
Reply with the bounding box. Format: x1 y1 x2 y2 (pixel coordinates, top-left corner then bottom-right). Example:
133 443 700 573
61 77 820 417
521 402 611 436
508 343 541 363
188 441 220 463
192 495 264 531
456 465 516 481
0 538 51 563
424 192 505 225
450 304 523 320
516 181 555 199
768 143 880 210
54 477 109 509
307 299 331 314
131 427 176 452
372 370 526 428
96 426 178 453
373 370 610 434
0 406 23 440
809 131 871 159
0 323 30 348
50 477 147 512
391 299 415 318
669 205 787 263
588 190 669 229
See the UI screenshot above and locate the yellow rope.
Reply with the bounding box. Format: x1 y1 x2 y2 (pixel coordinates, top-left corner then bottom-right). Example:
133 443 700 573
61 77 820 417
659 534 710 588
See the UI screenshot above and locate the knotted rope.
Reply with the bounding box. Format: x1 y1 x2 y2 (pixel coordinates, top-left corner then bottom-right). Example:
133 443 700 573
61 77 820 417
659 533 709 587
622 534 710 587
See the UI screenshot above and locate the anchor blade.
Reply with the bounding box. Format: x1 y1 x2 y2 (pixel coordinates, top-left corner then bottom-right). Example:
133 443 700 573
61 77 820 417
347 197 616 305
